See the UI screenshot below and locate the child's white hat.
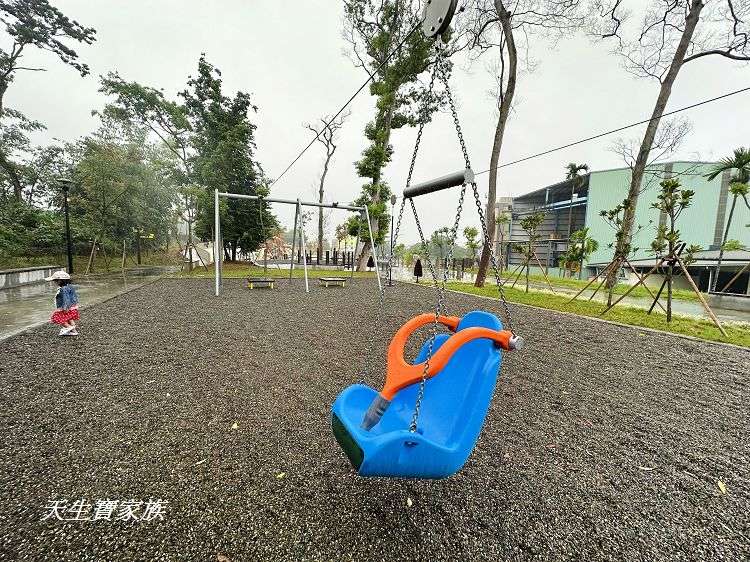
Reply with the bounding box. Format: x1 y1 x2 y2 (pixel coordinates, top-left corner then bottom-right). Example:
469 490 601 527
44 270 71 281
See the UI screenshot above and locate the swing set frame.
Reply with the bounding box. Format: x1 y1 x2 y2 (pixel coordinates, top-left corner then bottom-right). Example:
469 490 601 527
213 189 382 296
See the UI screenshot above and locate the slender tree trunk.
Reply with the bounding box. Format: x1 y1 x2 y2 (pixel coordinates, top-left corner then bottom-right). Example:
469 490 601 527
476 0 517 287
607 0 704 297
0 151 24 201
317 149 333 255
712 194 737 291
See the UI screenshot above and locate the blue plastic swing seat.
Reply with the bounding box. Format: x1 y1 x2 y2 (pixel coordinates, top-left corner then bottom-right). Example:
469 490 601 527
331 310 505 479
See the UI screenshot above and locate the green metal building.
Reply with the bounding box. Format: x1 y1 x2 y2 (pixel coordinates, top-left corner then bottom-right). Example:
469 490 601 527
502 161 750 293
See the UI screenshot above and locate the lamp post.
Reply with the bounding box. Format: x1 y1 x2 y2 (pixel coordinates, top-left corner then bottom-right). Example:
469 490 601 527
58 178 74 274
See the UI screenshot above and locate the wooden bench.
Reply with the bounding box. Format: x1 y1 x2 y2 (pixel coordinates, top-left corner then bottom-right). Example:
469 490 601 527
319 277 347 288
246 277 275 289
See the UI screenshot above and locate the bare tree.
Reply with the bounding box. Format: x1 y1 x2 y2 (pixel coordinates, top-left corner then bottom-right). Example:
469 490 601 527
305 110 350 254
593 0 750 288
457 0 586 287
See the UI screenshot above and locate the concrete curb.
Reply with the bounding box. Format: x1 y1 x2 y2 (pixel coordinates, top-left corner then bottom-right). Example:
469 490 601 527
402 280 750 352
0 276 164 344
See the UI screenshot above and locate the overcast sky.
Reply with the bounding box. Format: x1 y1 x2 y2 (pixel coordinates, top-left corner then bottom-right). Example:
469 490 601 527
5 1 749 245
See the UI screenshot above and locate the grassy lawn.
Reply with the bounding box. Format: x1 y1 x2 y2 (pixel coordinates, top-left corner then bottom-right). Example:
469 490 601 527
175 261 376 279
498 270 698 301
445 282 750 348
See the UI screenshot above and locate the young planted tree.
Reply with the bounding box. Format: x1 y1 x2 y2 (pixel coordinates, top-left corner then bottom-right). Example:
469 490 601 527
649 178 699 321
431 226 451 262
459 0 585 287
704 147 750 291
516 212 545 293
344 0 442 270
305 111 350 255
463 225 480 263
567 227 599 279
565 163 589 239
0 0 95 200
594 0 750 286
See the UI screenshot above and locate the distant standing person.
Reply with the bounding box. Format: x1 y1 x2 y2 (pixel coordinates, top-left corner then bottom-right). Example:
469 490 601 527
413 258 423 283
46 271 80 336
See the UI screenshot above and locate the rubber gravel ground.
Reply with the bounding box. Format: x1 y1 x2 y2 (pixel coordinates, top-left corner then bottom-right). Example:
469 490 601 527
0 278 748 561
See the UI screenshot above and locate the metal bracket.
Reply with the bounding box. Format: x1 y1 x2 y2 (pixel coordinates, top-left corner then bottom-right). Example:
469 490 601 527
422 0 457 38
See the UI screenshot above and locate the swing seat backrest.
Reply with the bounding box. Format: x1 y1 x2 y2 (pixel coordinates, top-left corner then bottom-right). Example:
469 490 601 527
331 310 504 479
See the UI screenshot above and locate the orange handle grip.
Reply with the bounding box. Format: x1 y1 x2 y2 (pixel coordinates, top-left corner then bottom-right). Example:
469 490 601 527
380 313 512 400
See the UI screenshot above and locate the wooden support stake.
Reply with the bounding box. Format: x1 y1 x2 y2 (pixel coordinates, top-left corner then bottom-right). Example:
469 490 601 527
600 259 666 316
719 262 750 294
532 250 556 294
624 258 667 314
568 260 614 302
85 237 98 276
121 240 126 274
676 256 728 337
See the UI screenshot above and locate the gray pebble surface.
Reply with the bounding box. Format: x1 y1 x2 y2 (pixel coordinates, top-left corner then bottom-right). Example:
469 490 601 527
0 278 748 562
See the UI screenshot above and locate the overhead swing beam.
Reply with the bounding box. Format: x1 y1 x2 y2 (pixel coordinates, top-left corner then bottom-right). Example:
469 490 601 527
403 168 474 199
216 191 363 212
213 190 382 296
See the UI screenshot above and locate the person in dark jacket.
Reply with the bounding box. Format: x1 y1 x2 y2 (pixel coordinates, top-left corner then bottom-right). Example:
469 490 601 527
413 258 423 283
45 270 80 336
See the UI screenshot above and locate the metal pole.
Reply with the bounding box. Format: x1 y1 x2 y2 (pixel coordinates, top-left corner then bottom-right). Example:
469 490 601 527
62 183 73 274
214 189 220 296
298 199 309 293
351 229 359 282
289 202 299 282
363 205 382 292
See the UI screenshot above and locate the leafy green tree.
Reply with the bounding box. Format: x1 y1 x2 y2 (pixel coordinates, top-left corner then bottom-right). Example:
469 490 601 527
563 227 599 279
431 226 451 262
68 124 175 269
463 226 480 263
650 178 696 322
101 57 277 261
517 212 545 293
0 0 95 200
182 55 275 260
705 147 750 291
344 0 444 270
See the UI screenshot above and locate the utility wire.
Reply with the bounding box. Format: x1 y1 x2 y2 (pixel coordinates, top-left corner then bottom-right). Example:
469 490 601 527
270 19 424 188
474 86 750 177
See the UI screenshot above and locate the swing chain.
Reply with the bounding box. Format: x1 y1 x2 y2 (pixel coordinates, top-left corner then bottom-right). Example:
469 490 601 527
357 60 440 386
470 184 516 335
409 181 467 433
438 45 516 336
438 54 471 171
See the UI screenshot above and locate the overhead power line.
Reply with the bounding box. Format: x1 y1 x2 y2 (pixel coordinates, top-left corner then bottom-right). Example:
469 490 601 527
270 19 424 188
474 86 750 177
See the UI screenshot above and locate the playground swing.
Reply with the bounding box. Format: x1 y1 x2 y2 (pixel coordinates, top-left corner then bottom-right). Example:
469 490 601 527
331 0 523 480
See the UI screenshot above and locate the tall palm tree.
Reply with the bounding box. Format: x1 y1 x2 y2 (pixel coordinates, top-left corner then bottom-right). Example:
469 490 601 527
565 163 589 240
705 148 750 292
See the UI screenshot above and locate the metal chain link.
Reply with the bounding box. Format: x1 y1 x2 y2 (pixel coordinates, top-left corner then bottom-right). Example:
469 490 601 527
409 181 467 432
438 43 516 335
357 57 440 386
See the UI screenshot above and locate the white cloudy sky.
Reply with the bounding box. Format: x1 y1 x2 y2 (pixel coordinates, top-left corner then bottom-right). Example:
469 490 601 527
5 1 749 245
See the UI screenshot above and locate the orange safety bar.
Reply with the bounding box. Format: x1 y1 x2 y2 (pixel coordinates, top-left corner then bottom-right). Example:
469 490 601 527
380 313 513 400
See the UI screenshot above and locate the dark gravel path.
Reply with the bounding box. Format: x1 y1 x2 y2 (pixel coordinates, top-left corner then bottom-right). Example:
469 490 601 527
1 278 748 562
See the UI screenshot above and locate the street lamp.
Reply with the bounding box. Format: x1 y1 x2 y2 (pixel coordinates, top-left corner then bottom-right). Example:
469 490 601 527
57 178 74 274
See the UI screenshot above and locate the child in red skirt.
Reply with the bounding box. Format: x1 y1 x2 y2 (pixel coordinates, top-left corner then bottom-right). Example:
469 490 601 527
45 270 80 336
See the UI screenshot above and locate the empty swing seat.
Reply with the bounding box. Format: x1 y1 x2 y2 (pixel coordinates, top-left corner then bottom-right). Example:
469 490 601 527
331 310 514 479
